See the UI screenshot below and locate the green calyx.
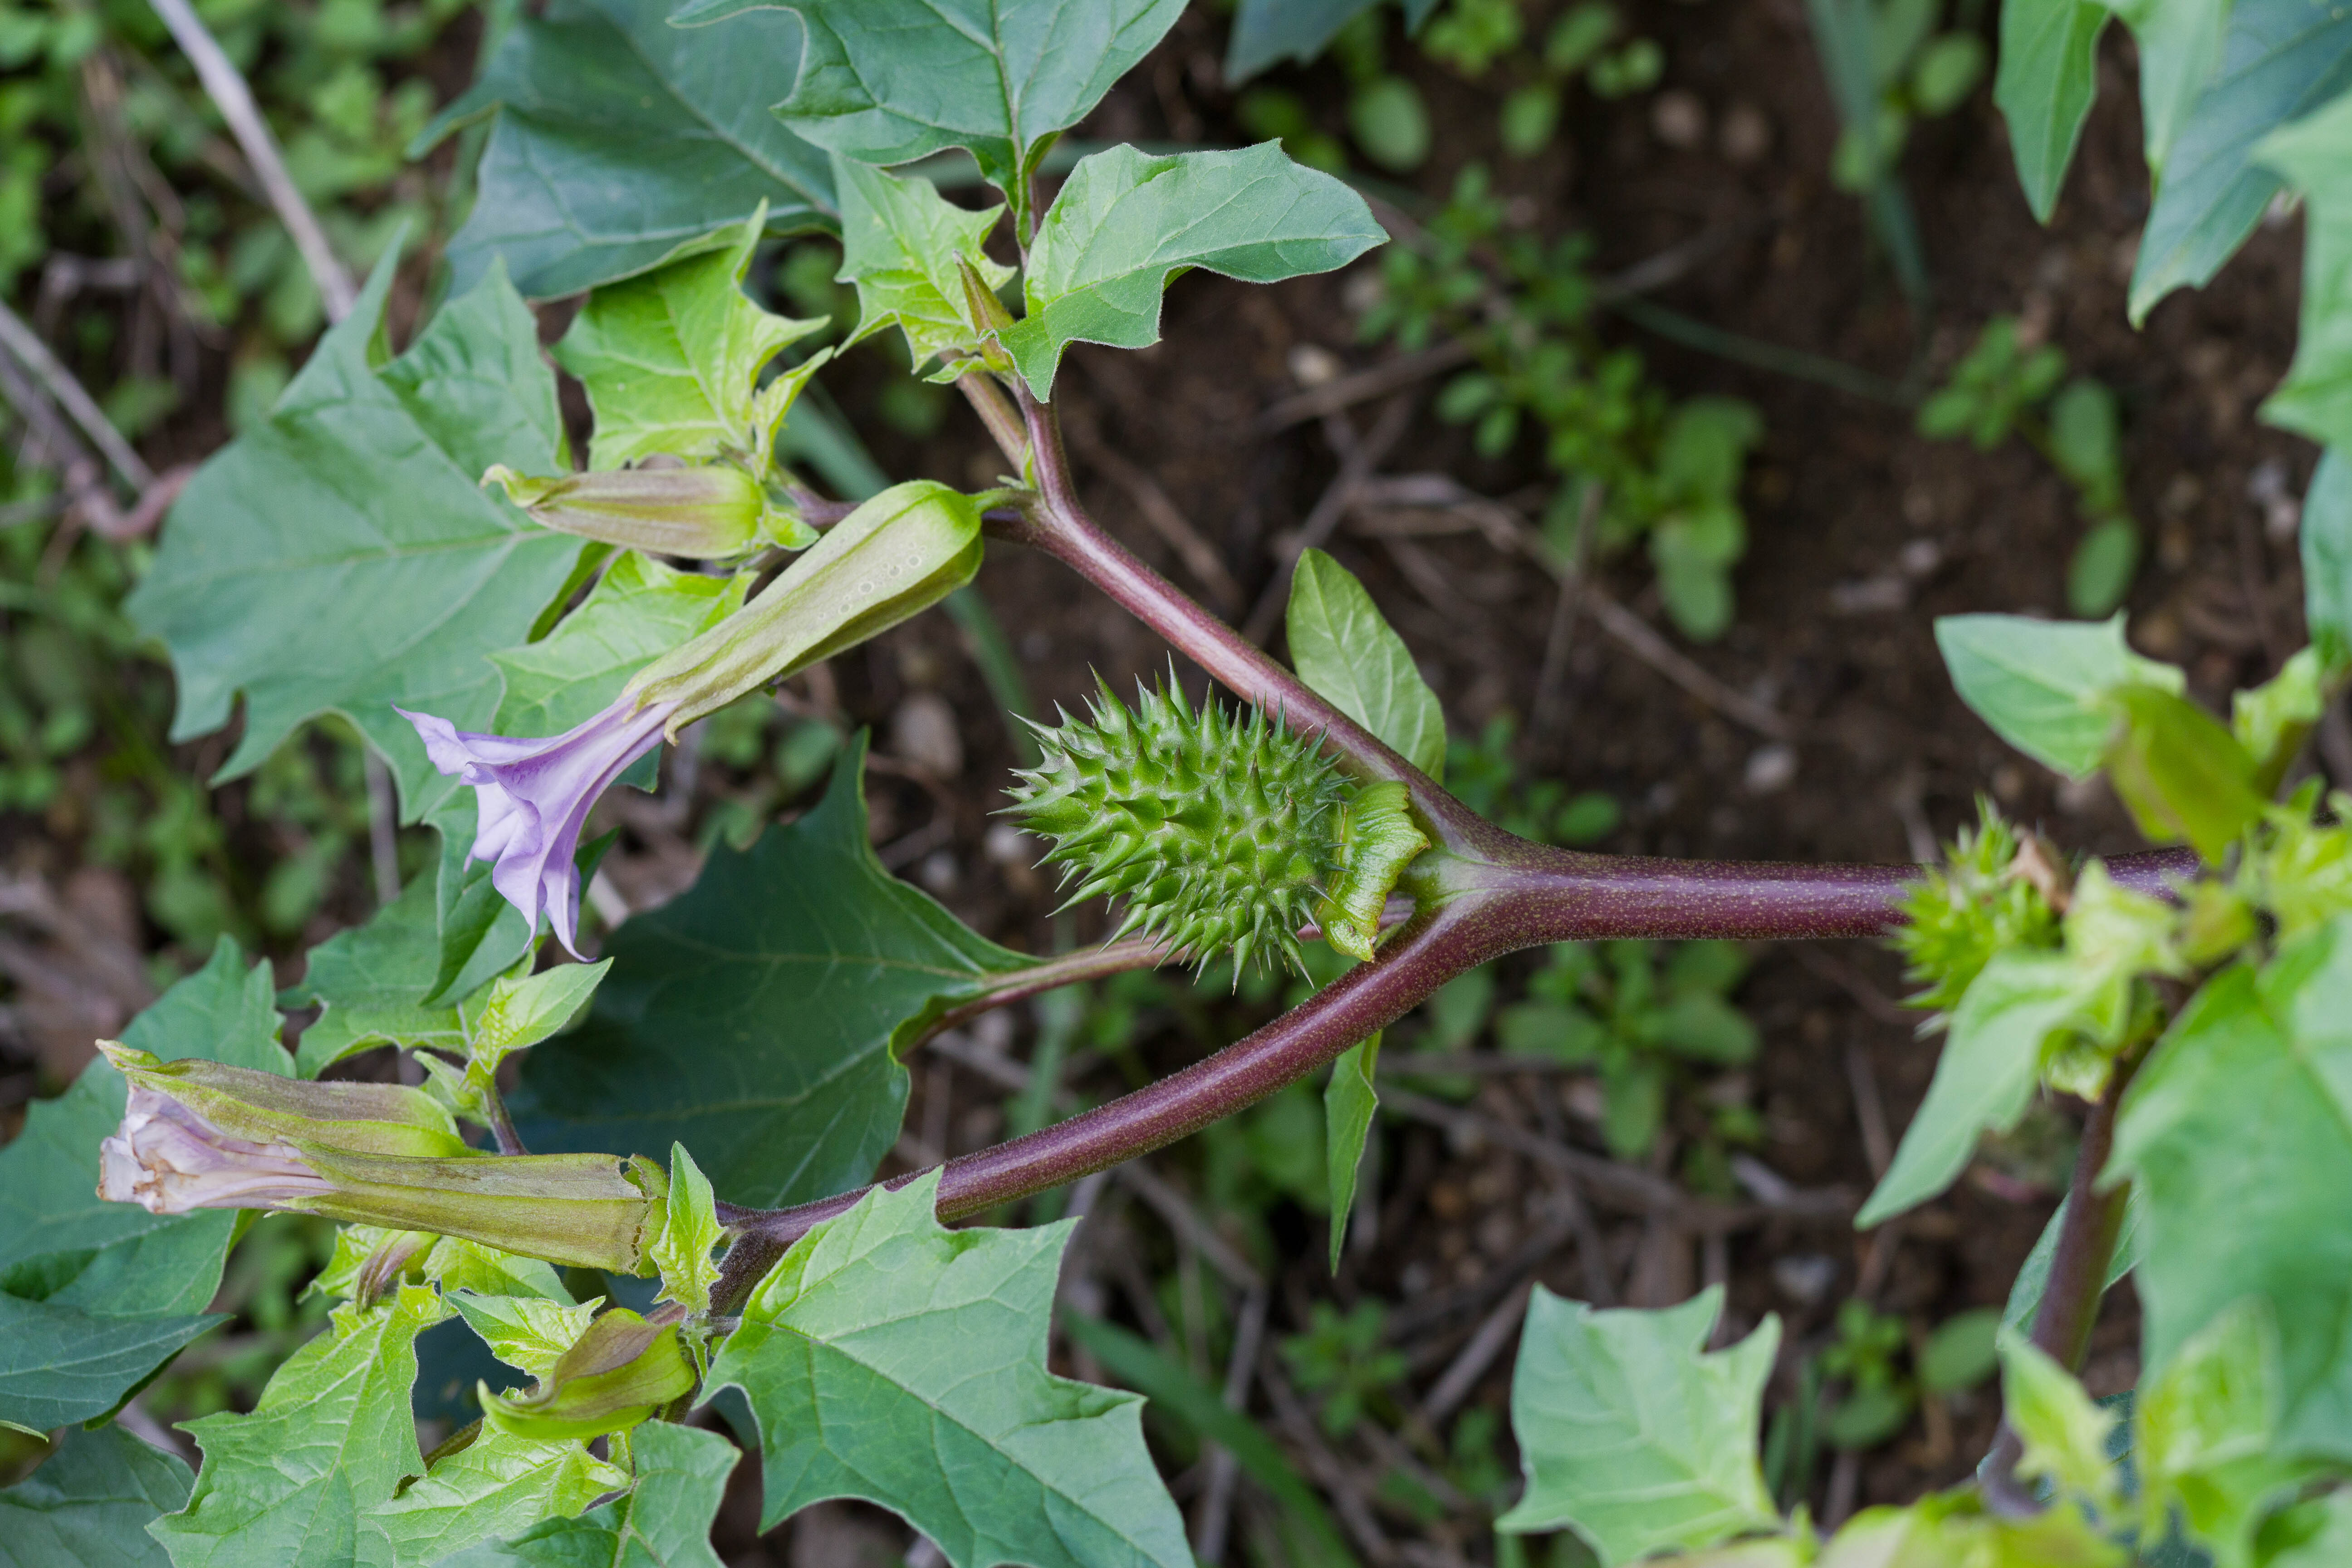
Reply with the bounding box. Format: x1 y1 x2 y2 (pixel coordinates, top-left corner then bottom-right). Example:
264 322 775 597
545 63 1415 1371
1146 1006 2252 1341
1006 676 1354 980
1892 800 2060 1013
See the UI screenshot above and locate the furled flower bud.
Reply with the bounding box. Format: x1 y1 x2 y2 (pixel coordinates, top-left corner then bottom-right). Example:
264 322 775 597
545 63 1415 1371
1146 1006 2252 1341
624 479 985 735
96 1048 672 1274
482 463 816 556
399 696 676 956
480 1308 696 1441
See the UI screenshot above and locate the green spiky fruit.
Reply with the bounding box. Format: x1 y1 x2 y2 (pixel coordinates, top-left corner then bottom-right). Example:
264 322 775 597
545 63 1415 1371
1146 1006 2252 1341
1006 677 1351 978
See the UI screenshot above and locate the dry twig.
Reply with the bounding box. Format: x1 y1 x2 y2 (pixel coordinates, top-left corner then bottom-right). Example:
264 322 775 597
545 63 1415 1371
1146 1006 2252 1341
147 0 356 322
0 300 152 490
1417 1280 1533 1426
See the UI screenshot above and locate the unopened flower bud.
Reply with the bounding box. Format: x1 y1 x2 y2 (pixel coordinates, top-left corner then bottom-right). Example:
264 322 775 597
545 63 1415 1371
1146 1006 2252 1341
480 1308 696 1440
482 463 814 556
96 1048 673 1274
625 480 985 734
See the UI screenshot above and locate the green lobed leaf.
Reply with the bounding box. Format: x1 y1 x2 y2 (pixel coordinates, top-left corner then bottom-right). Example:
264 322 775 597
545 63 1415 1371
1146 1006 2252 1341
1857 949 2090 1227
468 962 614 1077
2127 0 2352 323
1994 0 2111 222
999 143 1387 400
418 952 613 1123
1285 548 1446 779
2107 926 2352 1459
553 212 828 471
1225 0 1441 82
831 156 1015 371
359 1427 627 1568
2135 1297 2318 1568
437 1420 736 1568
1323 1033 1382 1273
1934 612 2185 778
421 1242 576 1306
429 794 540 1010
682 0 1186 223
2261 1490 2352 1567
1060 1313 1358 1568
2259 90 2352 449
451 1294 603 1383
2096 0 2234 173
0 941 288 1430
1999 1335 2120 1508
152 1284 451 1568
0 1299 223 1436
2304 449 2352 666
1805 1492 2124 1565
2100 683 2268 862
293 875 470 1077
492 554 749 746
314 1227 576 1308
0 1423 191 1568
1497 1286 1781 1566
512 737 1026 1206
702 1171 1192 1565
420 0 836 299
2233 645 2329 780
649 1142 723 1318
126 253 586 821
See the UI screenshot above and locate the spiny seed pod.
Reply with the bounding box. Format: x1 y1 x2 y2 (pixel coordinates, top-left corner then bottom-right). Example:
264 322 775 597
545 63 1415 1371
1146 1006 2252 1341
1006 676 1350 980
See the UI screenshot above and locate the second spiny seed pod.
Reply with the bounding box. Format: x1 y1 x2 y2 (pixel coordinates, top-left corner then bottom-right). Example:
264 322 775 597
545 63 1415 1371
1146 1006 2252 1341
1007 676 1351 980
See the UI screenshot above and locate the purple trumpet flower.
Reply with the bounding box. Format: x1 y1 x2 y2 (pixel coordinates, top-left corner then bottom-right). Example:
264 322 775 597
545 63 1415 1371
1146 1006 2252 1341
398 695 675 956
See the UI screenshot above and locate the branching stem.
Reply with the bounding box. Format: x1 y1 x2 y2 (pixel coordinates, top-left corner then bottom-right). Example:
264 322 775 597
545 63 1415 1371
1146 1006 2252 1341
479 1083 528 1157
717 845 2193 1271
911 937 1176 1049
707 388 2200 1308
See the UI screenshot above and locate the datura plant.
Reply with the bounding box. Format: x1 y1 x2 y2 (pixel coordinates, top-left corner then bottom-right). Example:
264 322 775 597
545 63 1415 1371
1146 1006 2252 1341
13 1 2352 1566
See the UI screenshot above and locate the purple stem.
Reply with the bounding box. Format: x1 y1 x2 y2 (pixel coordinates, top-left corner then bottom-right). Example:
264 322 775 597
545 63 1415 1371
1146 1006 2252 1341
1980 1055 2140 1515
703 387 2200 1294
1000 384 1495 855
718 845 2194 1267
